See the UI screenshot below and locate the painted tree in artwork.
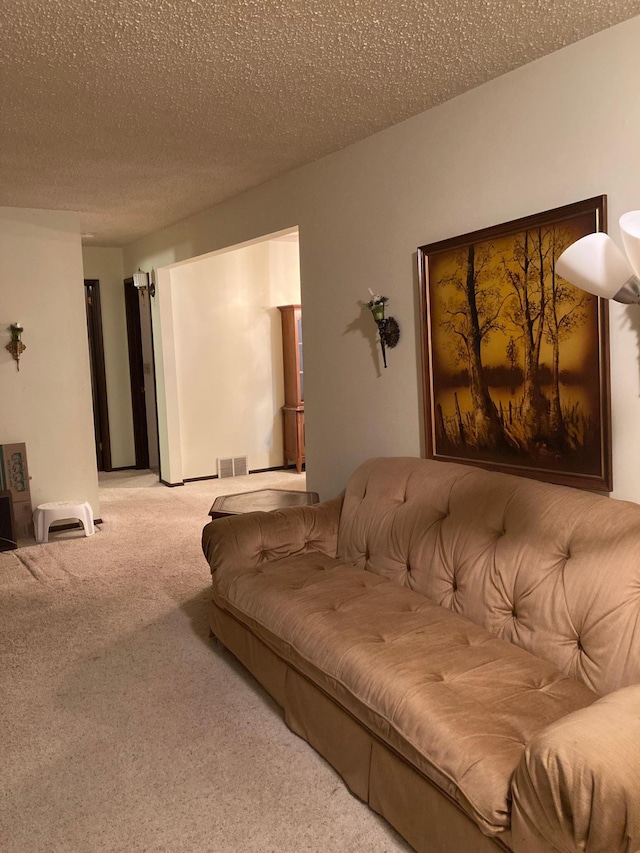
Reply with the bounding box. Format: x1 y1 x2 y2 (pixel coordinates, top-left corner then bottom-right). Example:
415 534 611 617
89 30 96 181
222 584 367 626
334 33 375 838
501 224 590 452
501 229 550 447
545 225 589 449
506 336 519 372
438 244 507 448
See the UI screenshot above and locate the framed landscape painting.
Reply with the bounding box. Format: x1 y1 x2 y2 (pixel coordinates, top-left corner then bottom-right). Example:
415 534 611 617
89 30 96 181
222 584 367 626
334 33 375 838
418 196 612 491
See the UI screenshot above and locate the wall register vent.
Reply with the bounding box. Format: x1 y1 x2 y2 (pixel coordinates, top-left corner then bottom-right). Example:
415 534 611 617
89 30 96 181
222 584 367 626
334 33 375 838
217 456 249 478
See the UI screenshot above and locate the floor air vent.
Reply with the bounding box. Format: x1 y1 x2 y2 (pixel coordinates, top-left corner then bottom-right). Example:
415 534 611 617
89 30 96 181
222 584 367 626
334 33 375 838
217 456 249 478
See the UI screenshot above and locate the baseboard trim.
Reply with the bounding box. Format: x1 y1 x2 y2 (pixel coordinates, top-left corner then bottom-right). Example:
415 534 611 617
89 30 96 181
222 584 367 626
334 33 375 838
166 466 291 487
109 465 138 472
183 474 218 483
182 466 289 484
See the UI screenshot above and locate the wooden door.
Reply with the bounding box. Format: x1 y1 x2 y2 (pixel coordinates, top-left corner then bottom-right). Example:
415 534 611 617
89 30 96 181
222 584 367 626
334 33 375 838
124 278 150 470
84 280 112 471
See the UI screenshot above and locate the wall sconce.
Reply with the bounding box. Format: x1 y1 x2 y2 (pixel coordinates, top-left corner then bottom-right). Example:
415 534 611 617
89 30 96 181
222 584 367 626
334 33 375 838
556 211 640 303
132 268 155 298
6 323 25 371
365 291 400 368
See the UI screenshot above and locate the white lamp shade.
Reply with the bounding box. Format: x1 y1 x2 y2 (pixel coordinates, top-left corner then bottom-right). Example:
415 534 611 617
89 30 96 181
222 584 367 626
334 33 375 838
620 211 640 279
555 231 634 299
132 269 148 289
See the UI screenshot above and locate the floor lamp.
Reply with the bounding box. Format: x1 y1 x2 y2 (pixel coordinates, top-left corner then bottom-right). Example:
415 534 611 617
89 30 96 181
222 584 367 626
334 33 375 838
556 211 640 304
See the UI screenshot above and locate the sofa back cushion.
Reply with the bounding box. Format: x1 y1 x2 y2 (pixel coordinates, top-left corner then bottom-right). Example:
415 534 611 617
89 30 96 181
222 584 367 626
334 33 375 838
337 457 640 697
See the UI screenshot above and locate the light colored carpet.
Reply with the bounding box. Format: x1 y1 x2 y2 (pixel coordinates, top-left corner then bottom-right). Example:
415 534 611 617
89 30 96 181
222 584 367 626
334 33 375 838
0 470 411 852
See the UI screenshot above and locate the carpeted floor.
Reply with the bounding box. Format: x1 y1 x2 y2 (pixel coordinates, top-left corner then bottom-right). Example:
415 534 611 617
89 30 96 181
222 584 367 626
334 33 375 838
0 469 411 852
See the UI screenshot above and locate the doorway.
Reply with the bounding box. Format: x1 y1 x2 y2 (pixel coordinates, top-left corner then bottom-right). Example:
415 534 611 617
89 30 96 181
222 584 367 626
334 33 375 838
84 279 112 471
154 227 301 483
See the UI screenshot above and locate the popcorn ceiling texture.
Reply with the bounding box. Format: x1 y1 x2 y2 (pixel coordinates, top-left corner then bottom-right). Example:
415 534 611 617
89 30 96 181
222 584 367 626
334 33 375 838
2 0 640 245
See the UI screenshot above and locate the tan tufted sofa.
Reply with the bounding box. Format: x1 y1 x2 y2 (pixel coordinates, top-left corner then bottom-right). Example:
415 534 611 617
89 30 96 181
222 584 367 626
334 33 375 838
201 457 640 853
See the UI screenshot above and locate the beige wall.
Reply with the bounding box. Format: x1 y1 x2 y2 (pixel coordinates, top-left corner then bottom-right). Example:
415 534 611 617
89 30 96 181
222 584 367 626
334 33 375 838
81 246 135 468
124 17 640 502
0 208 100 517
158 233 300 481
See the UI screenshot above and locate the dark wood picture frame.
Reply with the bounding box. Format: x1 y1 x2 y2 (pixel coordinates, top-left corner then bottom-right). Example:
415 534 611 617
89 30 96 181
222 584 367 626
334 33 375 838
418 196 612 491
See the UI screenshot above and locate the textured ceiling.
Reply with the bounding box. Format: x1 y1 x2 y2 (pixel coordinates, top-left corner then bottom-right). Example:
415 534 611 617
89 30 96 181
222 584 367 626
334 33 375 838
2 1 640 247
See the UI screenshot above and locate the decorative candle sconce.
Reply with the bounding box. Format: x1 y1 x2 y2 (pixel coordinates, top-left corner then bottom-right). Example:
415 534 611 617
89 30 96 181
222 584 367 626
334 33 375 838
132 268 155 298
365 292 400 368
6 323 25 371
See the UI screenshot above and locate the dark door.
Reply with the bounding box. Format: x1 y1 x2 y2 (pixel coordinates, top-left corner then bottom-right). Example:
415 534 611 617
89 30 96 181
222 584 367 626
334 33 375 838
124 278 150 470
84 280 112 471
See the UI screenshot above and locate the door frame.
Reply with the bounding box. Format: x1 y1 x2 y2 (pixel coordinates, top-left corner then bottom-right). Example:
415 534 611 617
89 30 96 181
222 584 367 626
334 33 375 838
84 279 112 471
124 278 150 469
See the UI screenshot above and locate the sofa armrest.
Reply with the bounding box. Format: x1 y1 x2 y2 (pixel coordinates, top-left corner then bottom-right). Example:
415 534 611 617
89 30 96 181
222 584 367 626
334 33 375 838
202 495 343 574
511 684 640 853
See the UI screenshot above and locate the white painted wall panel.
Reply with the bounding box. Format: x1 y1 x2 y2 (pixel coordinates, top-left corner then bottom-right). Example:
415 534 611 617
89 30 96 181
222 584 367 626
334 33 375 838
166 236 300 480
0 209 100 516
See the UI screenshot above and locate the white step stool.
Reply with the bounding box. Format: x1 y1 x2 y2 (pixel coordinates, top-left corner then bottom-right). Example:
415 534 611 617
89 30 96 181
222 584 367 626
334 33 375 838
33 501 95 544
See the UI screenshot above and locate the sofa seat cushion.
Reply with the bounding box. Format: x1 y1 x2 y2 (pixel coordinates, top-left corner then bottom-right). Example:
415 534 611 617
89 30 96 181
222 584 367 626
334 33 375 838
213 552 597 836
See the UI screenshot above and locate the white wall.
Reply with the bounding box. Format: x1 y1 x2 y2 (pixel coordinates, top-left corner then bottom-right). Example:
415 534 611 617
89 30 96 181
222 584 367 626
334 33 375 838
162 234 300 481
124 16 640 502
81 246 136 468
0 208 100 516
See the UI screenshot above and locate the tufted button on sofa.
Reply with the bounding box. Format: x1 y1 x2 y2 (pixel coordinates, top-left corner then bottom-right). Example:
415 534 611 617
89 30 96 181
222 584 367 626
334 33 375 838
202 457 640 853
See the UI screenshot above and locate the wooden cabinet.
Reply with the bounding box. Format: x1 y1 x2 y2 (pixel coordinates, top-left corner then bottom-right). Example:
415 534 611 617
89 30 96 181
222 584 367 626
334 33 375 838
281 407 305 473
278 305 305 472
